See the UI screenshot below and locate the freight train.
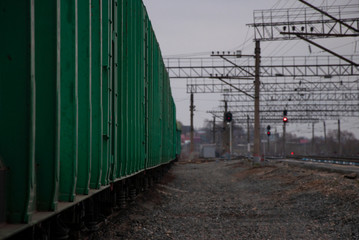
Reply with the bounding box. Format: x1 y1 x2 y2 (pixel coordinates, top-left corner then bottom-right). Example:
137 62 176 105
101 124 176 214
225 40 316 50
0 0 181 238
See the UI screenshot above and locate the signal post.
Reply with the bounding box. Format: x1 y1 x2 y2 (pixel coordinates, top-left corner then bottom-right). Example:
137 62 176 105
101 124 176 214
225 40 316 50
224 111 233 159
282 110 288 157
266 125 271 155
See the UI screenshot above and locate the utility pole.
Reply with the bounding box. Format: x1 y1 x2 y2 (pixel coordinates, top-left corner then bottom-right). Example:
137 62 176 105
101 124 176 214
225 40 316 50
247 115 250 156
323 121 327 154
253 40 261 162
229 121 232 160
212 116 216 144
312 123 315 155
190 93 195 153
338 119 342 155
275 127 277 155
283 123 286 157
223 101 228 154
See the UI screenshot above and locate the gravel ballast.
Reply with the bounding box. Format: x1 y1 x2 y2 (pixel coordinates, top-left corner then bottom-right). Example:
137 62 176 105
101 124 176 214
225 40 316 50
88 159 359 239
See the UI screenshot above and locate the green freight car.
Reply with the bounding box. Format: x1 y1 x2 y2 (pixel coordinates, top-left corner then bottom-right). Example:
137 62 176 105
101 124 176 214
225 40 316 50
0 0 180 238
176 121 183 158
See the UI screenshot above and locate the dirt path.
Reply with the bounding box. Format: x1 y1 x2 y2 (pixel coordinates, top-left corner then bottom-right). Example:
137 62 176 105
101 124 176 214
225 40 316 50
89 160 359 239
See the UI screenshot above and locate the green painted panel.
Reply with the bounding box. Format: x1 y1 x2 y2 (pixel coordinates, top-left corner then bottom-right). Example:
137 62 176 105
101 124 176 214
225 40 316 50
0 0 179 226
34 0 60 210
139 2 145 172
59 0 79 202
127 0 132 175
117 0 126 178
129 0 134 174
144 15 150 168
90 0 103 189
132 0 136 173
77 0 92 195
101 0 110 186
130 0 134 174
109 0 121 181
0 0 36 223
139 0 145 172
120 0 128 177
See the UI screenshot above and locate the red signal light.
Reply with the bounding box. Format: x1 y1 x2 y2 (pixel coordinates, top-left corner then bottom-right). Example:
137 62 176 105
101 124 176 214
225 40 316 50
267 131 271 136
225 112 233 122
291 152 294 155
283 116 288 123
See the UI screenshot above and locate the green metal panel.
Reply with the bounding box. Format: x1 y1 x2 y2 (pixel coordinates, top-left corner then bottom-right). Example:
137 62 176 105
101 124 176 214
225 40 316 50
118 0 123 177
120 0 129 177
0 0 179 227
77 0 92 195
141 2 146 171
153 33 159 167
173 101 177 159
113 0 121 180
129 0 134 174
127 0 132 175
139 0 145 173
134 0 139 173
147 23 155 168
134 1 138 172
90 0 103 189
161 62 165 164
109 0 121 181
148 20 154 168
150 29 156 168
134 0 140 173
144 12 149 169
101 0 110 186
157 41 160 165
129 0 135 174
117 0 125 178
34 0 60 209
125 0 130 175
157 42 163 165
59 0 79 202
0 0 36 223
140 3 146 172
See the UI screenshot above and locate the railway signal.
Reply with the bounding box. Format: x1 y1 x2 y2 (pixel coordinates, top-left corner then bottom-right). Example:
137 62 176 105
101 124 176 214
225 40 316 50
266 125 271 155
266 125 271 136
225 111 233 122
283 109 288 123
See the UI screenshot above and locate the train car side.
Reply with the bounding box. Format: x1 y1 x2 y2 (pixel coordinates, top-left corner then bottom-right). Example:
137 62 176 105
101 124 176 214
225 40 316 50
0 0 179 237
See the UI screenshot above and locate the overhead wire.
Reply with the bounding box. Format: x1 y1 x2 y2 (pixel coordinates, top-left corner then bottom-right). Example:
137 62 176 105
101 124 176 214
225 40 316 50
261 0 300 56
307 0 355 55
264 0 346 57
265 0 352 57
164 0 304 58
164 51 212 58
313 40 359 54
227 0 291 55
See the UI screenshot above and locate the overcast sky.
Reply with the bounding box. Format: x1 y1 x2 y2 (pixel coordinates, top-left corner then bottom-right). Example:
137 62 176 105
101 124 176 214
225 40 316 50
142 0 359 138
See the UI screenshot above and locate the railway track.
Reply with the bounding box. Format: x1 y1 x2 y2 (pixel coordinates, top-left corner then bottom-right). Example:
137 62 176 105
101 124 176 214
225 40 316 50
273 155 359 166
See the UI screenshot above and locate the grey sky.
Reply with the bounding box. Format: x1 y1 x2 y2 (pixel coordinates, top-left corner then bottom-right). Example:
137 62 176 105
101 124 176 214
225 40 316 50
143 0 277 55
142 0 359 138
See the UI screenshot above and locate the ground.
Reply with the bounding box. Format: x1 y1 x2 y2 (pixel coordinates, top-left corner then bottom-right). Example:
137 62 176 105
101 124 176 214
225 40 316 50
86 159 359 239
